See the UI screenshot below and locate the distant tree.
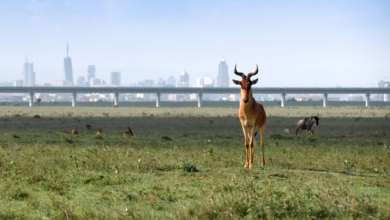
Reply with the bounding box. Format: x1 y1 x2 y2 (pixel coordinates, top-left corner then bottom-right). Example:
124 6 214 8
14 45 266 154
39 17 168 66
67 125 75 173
35 98 42 106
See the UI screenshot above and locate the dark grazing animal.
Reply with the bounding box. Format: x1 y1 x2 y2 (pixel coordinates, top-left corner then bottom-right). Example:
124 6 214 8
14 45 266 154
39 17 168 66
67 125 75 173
296 115 319 138
123 126 133 137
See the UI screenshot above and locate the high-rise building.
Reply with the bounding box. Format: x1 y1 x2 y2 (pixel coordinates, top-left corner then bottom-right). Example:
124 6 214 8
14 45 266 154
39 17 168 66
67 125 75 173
217 58 229 87
378 80 385 88
74 76 87 86
138 80 154 87
166 76 176 87
23 57 35 86
110 72 121 86
177 70 189 87
62 42 73 82
88 65 96 83
90 78 101 87
13 80 23 87
156 78 166 87
385 83 390 102
196 77 214 87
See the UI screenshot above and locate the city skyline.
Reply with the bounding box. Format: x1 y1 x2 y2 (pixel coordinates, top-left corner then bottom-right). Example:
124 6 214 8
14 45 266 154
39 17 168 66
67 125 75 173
0 1 389 87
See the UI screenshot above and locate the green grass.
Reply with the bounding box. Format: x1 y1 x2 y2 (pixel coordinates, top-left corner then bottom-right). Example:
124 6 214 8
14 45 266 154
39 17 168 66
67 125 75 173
0 107 389 219
1 105 390 118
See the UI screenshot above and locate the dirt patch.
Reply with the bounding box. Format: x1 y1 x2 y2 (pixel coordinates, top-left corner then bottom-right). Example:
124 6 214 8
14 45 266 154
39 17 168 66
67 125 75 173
333 137 390 140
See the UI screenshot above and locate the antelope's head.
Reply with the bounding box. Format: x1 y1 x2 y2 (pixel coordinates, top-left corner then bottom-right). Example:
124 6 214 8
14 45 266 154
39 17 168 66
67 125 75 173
232 64 258 103
127 126 133 136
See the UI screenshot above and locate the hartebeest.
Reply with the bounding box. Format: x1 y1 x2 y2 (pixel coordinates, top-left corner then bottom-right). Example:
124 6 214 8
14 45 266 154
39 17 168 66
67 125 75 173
63 126 78 135
232 64 267 168
96 128 105 135
123 126 133 137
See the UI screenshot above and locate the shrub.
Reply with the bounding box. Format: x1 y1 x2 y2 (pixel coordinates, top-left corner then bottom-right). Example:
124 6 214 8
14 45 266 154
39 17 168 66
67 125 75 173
13 114 21 117
112 105 118 108
86 124 92 130
33 115 41 118
11 103 19 106
161 136 172 141
181 163 199 173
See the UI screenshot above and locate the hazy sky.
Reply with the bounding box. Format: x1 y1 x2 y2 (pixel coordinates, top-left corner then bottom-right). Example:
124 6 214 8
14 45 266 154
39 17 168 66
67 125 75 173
0 0 389 87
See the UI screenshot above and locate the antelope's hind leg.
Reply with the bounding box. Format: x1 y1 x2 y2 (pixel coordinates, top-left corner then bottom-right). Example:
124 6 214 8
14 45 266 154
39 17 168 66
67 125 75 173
260 125 266 166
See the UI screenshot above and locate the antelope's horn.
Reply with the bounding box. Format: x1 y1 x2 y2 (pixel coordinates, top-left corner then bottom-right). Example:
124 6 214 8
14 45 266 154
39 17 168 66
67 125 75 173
247 64 258 78
234 64 245 78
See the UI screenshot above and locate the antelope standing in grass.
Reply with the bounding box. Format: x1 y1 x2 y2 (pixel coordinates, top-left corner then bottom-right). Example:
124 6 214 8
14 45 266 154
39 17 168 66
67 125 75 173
123 126 133 137
96 128 105 135
63 126 78 135
233 64 267 168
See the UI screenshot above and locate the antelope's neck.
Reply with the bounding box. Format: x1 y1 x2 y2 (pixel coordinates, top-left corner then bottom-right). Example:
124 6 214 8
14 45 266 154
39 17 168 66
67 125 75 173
240 89 255 113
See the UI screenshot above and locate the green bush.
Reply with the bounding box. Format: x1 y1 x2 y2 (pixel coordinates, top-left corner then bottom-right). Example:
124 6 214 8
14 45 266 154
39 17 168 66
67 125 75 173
181 163 199 173
161 136 172 141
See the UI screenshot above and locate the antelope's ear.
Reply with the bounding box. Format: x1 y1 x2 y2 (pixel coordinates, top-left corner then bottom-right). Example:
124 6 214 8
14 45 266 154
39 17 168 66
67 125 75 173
251 78 258 85
232 79 241 85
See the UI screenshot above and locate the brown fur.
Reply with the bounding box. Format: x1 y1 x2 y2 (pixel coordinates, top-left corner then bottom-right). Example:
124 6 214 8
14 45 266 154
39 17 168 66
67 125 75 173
233 65 267 168
123 126 133 137
284 129 290 133
64 127 78 135
96 129 105 135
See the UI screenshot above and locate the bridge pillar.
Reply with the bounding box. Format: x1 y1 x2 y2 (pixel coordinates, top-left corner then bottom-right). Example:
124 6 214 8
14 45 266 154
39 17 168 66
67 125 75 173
114 93 119 106
323 93 328 107
29 92 34 107
198 93 202 108
72 92 77 107
365 93 370 107
156 93 160 107
281 93 286 107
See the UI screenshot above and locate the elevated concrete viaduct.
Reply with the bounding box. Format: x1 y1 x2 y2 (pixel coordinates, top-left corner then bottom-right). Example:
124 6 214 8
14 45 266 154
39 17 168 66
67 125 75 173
1 87 389 108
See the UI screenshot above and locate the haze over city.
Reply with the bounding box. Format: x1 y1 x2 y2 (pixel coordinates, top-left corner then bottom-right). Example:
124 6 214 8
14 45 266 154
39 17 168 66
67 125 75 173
0 0 389 87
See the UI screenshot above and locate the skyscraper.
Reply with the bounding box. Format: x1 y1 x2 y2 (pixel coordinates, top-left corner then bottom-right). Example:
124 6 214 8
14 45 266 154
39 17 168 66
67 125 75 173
88 65 96 83
217 58 229 87
177 70 189 87
23 57 35 86
166 76 176 87
110 72 121 86
62 42 73 82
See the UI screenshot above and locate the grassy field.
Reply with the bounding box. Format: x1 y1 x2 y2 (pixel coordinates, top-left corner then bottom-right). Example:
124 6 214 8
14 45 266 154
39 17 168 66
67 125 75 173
0 106 389 219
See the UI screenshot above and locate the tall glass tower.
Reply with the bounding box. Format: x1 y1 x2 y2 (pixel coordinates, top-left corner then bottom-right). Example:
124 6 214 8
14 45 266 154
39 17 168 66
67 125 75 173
23 56 35 86
217 58 229 87
88 65 96 83
62 42 73 82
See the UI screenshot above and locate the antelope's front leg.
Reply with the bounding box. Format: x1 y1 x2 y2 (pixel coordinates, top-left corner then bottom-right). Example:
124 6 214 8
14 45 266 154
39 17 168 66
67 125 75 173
241 124 250 168
249 128 257 168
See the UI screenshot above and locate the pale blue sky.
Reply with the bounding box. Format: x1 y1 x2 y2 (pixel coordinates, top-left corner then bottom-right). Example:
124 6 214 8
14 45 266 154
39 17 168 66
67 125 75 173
0 0 389 86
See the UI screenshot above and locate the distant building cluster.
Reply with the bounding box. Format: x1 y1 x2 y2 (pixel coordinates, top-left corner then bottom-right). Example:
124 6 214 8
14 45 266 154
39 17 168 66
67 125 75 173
3 45 389 103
